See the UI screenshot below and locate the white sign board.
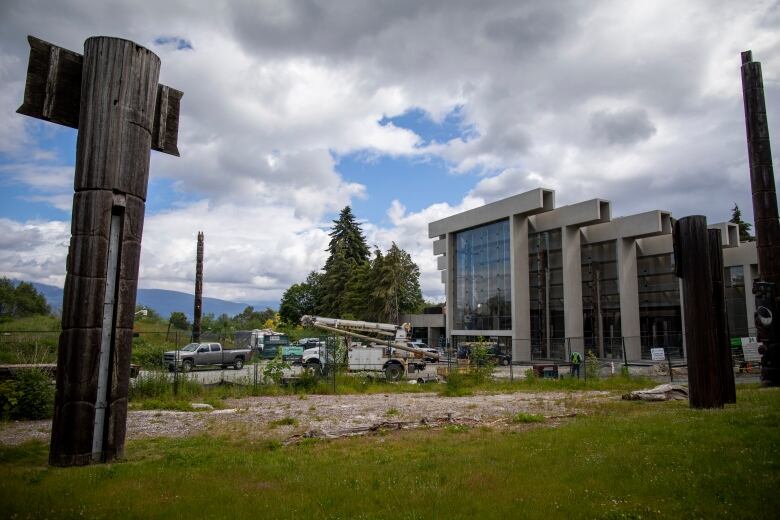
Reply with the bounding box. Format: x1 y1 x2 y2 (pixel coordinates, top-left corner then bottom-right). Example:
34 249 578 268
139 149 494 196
741 337 762 363
650 348 666 361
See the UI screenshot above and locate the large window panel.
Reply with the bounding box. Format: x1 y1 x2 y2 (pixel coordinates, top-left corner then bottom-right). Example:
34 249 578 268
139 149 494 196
453 220 511 331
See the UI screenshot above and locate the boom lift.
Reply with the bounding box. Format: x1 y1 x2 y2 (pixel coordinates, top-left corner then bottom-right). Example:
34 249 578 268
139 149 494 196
300 315 439 381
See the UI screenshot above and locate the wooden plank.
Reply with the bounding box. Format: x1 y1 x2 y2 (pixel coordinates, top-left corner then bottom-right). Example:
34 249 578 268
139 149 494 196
17 35 181 157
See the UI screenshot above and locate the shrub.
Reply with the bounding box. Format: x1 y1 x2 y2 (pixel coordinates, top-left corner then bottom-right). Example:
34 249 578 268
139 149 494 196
269 417 298 428
262 350 290 384
510 412 544 424
0 369 55 420
586 351 599 379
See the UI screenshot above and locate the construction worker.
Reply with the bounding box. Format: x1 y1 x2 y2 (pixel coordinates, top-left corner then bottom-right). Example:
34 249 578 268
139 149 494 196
570 351 583 378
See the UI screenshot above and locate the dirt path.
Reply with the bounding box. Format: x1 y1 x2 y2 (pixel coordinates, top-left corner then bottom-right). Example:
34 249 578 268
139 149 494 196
0 391 613 446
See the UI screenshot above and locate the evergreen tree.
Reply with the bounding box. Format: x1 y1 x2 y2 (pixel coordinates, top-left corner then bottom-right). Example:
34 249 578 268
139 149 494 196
320 244 355 317
730 203 754 242
341 261 373 320
325 206 370 267
371 243 424 323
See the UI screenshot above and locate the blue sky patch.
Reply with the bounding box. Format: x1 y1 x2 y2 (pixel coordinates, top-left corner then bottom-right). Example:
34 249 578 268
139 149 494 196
154 36 194 50
335 152 474 228
379 106 478 147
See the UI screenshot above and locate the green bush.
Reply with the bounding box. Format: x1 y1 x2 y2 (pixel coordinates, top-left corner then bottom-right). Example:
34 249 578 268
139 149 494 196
131 341 168 369
129 372 201 400
585 351 599 379
0 370 55 420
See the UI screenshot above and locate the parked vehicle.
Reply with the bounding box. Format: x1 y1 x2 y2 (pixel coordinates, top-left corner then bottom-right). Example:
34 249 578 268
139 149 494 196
459 342 511 366
300 316 435 381
164 342 252 372
234 329 291 359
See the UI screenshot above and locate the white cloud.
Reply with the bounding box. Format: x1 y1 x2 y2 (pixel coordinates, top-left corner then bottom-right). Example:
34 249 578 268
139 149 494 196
1 0 779 305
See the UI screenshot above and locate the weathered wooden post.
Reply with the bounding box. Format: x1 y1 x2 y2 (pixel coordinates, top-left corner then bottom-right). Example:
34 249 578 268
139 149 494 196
673 216 724 409
740 50 780 386
192 231 204 342
17 35 181 465
708 229 737 403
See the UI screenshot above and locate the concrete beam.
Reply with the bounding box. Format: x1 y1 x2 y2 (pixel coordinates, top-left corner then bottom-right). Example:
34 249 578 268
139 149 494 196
582 211 671 244
428 188 554 238
530 199 611 233
709 222 740 248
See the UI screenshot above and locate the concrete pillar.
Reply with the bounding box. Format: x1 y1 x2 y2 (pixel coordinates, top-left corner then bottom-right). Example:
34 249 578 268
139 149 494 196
510 215 531 361
445 233 455 345
618 237 642 361
562 226 584 354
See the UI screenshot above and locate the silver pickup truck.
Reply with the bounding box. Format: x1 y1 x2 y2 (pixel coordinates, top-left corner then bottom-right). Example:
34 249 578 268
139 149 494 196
164 342 252 372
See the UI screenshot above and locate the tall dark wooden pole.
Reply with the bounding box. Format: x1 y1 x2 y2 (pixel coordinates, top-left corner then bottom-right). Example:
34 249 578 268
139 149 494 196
192 231 204 343
50 38 160 465
708 229 737 404
674 216 724 409
17 35 181 466
741 51 780 386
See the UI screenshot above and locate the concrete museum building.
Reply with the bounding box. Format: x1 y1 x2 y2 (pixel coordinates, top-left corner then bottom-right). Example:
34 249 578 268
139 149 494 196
428 188 757 363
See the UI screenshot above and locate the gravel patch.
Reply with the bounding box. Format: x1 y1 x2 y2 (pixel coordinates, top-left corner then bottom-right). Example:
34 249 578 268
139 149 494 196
0 391 612 446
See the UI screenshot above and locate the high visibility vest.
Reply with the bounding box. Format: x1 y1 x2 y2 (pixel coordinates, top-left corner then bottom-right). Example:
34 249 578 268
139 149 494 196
571 352 582 364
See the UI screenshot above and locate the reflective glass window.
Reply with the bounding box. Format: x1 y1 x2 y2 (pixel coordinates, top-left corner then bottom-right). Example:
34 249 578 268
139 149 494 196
453 220 511 330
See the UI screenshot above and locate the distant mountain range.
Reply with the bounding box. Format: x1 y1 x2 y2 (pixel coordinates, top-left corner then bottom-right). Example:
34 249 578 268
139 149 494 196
28 282 278 320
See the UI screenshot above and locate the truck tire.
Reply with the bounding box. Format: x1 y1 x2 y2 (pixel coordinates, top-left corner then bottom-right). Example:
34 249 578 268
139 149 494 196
501 357 510 366
385 363 404 382
304 360 321 375
182 359 193 373
233 357 244 370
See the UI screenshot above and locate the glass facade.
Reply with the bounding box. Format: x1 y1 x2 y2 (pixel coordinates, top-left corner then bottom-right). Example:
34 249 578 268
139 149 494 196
453 220 511 331
724 266 749 337
581 241 622 359
529 230 565 359
637 253 683 359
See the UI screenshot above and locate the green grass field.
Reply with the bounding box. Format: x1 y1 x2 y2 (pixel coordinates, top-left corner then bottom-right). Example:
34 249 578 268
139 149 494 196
2 386 779 518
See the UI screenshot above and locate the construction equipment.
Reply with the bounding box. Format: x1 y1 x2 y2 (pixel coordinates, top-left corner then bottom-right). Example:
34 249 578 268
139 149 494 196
300 315 439 381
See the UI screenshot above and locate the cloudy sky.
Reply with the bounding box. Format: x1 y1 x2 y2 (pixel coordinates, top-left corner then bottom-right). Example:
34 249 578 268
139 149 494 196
1 0 778 307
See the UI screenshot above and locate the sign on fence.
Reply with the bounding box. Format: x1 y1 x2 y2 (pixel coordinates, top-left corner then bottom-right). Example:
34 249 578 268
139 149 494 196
650 348 666 361
741 337 762 363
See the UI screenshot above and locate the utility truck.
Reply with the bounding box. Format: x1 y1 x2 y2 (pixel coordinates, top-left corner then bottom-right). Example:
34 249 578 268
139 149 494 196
299 315 439 381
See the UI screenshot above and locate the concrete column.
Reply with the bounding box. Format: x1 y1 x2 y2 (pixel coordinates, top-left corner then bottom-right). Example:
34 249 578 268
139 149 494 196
617 237 642 361
745 263 757 336
445 233 455 345
562 226 584 354
510 215 530 361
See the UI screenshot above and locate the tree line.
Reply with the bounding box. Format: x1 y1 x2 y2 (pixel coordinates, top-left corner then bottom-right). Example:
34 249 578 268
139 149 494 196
279 206 424 326
0 278 50 319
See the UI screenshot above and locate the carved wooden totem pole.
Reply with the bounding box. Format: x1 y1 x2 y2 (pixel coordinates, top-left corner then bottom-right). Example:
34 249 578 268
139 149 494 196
741 51 780 386
192 231 204 343
17 35 182 465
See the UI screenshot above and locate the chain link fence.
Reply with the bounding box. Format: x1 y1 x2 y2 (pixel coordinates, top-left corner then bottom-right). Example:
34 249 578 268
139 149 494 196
0 328 763 396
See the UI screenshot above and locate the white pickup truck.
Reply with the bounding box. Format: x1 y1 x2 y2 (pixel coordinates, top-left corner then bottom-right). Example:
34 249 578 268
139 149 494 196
164 342 253 372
